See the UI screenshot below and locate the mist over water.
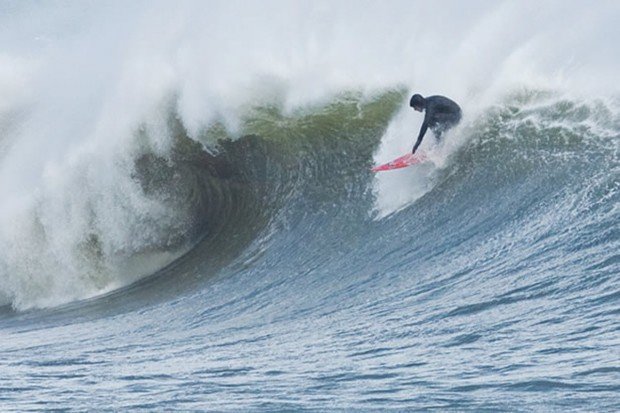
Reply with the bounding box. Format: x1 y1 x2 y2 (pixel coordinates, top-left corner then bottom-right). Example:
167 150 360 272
0 1 619 411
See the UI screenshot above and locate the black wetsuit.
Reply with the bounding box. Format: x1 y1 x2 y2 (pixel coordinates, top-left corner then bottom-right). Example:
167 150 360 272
412 95 461 154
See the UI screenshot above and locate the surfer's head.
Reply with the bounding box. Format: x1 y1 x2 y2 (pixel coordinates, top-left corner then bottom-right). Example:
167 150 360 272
410 94 425 112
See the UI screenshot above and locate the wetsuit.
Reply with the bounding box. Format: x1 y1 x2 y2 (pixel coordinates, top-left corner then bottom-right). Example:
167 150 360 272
412 95 461 154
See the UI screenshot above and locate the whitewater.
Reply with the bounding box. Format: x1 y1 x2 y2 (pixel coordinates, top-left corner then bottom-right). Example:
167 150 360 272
1 0 618 411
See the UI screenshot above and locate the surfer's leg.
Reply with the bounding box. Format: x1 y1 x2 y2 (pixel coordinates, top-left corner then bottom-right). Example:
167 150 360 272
435 114 460 140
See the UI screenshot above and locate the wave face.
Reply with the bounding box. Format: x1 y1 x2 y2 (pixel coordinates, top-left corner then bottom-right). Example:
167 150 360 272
1 1 619 411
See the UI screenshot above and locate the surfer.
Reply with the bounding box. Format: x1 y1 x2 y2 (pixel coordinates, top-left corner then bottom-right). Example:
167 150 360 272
410 94 461 154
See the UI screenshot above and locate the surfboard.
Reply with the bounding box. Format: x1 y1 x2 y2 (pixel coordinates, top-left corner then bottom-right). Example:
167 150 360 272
371 152 427 172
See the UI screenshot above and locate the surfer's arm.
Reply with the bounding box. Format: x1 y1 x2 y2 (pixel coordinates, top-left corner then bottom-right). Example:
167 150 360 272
412 121 428 154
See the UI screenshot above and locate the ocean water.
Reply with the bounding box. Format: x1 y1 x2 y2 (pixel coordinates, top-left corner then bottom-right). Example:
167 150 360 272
1 1 619 411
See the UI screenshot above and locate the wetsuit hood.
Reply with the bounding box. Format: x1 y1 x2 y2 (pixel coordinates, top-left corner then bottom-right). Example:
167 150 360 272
410 94 425 110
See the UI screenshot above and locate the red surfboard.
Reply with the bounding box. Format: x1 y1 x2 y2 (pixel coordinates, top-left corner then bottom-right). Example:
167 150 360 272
371 152 427 172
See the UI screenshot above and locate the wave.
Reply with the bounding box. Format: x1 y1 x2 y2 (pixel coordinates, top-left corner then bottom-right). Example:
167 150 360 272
0 1 619 310
0 89 404 310
2 85 617 311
